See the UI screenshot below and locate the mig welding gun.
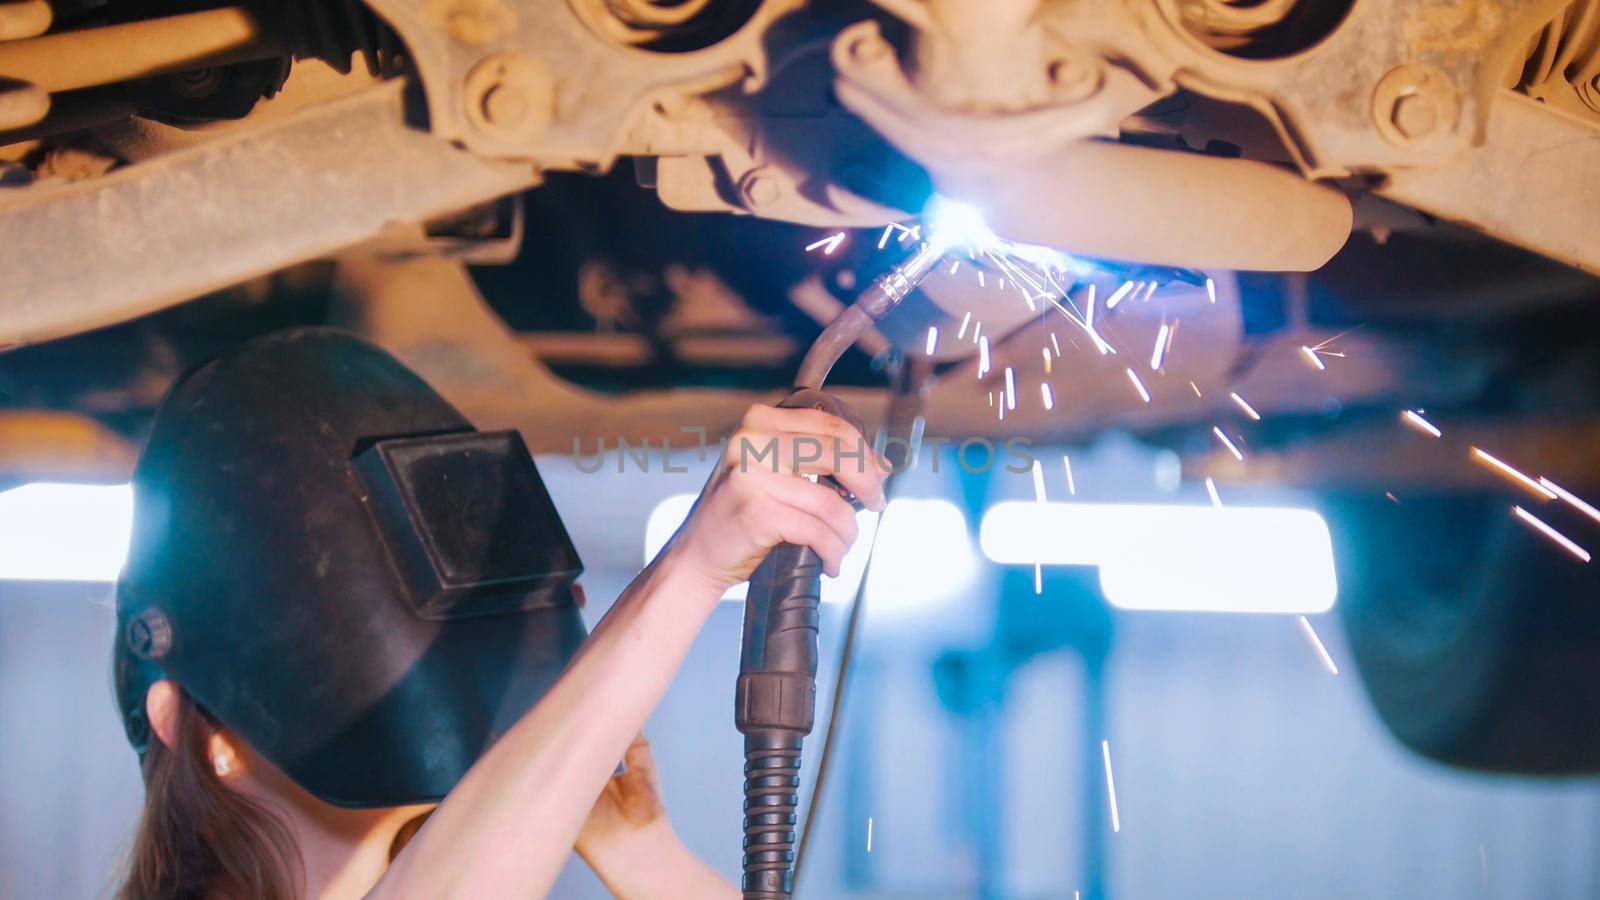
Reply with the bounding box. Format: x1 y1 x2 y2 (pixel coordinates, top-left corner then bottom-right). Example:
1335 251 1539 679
734 236 949 900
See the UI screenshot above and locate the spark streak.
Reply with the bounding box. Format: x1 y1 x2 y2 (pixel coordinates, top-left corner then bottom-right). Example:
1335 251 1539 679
1513 505 1591 562
1063 454 1077 495
1229 392 1261 421
1470 448 1556 500
1004 368 1016 410
1125 368 1151 404
1300 346 1327 371
1205 477 1222 508
805 232 845 254
1151 323 1170 370
1205 277 1216 304
957 311 972 340
1106 280 1136 310
1213 427 1244 461
1539 478 1600 526
978 336 991 378
1041 382 1055 410
1101 740 1121 833
1401 410 1441 438
1298 616 1339 674
877 225 893 250
1031 459 1047 502
925 326 939 356
866 817 874 853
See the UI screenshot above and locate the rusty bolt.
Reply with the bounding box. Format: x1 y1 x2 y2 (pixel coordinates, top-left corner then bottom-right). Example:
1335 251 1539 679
463 53 553 140
739 168 783 209
481 82 529 127
1390 93 1437 140
1047 57 1101 103
850 31 893 64
1372 64 1457 148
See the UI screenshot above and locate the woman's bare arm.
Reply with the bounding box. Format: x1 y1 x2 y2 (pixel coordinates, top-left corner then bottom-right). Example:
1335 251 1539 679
368 405 886 899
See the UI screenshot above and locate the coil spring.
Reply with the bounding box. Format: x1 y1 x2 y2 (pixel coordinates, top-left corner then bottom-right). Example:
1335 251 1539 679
283 0 401 78
1515 0 1600 116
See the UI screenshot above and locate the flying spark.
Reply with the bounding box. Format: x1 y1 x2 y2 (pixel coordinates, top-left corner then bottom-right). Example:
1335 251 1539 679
1140 281 1157 304
1190 381 1203 398
877 225 894 250
1043 347 1053 374
1151 323 1171 370
1229 392 1262 421
1512 505 1591 562
978 271 986 288
1031 459 1047 502
805 232 845 254
1004 368 1017 410
1205 477 1222 508
925 326 938 356
973 321 982 344
866 817 874 853
1106 280 1136 310
1205 277 1216 304
1213 427 1244 461
1041 382 1055 410
1050 333 1062 356
1470 448 1556 500
978 336 991 378
1063 454 1077 495
1102 740 1121 833
1401 410 1441 438
1035 564 1043 595
1298 616 1340 674
1539 478 1600 525
1300 345 1327 371
1125 368 1151 404
949 259 960 275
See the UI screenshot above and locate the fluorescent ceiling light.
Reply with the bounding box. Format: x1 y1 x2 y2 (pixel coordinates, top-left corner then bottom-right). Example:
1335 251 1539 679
979 501 1336 614
646 494 974 614
0 483 133 582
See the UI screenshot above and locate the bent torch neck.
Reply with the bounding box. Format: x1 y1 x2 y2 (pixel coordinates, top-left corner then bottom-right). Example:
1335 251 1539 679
793 238 949 390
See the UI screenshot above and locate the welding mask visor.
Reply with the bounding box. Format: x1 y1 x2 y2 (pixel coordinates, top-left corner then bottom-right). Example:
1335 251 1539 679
114 328 587 807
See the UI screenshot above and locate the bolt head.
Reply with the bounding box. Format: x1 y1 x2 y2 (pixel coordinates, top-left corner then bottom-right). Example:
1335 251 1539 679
481 83 529 126
850 32 892 63
1391 93 1437 139
127 608 173 661
741 173 781 208
463 53 554 140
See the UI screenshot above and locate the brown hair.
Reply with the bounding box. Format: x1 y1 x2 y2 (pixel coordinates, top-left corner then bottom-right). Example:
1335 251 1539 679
118 689 303 900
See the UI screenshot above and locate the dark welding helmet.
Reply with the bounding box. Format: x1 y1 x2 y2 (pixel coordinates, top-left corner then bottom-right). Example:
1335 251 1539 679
114 327 588 807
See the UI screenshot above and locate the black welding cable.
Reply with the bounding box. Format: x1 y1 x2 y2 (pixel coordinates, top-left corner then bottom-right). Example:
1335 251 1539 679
791 364 928 893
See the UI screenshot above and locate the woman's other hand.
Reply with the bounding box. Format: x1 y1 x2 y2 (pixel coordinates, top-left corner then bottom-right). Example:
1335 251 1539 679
664 404 888 592
576 735 737 898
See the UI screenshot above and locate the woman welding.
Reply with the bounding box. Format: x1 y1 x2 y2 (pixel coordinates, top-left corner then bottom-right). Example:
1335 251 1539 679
112 328 885 899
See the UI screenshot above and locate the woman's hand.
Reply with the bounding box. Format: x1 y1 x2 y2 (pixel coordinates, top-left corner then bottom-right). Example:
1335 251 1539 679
576 735 737 899
575 734 669 856
665 404 888 593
